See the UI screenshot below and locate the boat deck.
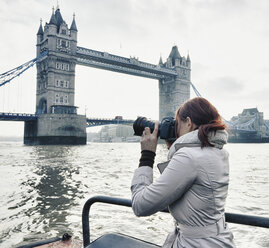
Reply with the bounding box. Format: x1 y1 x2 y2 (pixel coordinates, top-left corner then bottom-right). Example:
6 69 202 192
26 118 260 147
87 233 160 248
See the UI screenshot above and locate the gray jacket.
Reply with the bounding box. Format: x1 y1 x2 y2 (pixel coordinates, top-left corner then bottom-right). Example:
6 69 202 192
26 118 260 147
131 130 235 247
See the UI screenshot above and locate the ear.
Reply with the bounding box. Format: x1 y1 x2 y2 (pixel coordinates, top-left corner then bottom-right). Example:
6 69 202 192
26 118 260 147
186 117 194 131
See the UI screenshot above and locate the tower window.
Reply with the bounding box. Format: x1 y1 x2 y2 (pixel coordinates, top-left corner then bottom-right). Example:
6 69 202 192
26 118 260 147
56 62 70 71
61 29 67 35
55 94 59 103
61 40 66 48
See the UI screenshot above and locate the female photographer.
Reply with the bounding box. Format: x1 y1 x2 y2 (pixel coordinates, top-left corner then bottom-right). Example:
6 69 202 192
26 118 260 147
131 97 235 247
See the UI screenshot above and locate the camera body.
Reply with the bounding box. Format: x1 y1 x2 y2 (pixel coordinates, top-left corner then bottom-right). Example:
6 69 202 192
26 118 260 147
133 116 176 141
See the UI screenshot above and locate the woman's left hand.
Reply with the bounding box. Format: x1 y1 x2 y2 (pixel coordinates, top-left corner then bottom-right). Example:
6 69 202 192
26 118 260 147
140 122 159 153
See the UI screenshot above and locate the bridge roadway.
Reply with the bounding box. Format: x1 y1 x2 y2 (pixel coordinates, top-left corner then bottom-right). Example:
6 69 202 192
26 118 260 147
0 112 37 121
86 118 134 127
0 112 135 127
76 46 178 80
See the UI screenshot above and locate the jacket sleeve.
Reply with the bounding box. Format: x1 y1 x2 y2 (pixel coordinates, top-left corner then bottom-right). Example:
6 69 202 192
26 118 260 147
131 149 197 217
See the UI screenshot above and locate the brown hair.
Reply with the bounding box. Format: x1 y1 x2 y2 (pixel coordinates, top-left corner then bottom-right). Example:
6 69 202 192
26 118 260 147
176 97 226 147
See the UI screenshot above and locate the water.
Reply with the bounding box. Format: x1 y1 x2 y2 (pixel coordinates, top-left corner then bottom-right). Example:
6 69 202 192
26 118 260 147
0 142 268 248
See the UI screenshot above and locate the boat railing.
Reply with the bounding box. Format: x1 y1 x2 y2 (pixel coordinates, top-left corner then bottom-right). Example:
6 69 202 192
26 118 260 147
82 195 269 247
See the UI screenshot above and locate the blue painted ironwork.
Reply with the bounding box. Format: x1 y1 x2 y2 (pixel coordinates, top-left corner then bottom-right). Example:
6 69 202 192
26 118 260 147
76 47 177 80
82 195 269 247
265 121 269 130
190 82 201 97
0 51 48 87
0 112 37 121
86 118 134 127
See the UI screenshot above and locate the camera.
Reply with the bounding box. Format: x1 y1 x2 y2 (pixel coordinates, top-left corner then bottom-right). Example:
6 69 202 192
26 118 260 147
133 116 176 141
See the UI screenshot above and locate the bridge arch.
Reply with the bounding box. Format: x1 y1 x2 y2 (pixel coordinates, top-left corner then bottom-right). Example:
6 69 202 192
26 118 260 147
37 98 47 114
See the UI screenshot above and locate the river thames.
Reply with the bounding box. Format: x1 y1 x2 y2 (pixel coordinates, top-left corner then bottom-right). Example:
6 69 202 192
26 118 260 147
0 142 268 247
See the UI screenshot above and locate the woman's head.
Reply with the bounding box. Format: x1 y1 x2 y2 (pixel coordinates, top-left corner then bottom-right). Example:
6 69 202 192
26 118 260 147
175 97 226 147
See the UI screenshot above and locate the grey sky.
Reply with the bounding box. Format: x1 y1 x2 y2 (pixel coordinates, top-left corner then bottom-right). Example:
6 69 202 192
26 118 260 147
0 0 269 136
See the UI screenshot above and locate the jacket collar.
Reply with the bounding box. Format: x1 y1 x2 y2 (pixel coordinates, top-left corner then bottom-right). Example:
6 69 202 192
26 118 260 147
168 129 228 159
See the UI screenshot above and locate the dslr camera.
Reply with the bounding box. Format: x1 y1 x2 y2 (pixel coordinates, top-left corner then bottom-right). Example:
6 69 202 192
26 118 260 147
133 116 176 142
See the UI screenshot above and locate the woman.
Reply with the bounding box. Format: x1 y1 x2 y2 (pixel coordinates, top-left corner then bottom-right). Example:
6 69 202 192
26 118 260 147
131 97 235 247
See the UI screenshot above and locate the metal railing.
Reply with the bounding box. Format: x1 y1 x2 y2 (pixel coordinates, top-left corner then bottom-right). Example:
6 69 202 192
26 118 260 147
82 195 269 247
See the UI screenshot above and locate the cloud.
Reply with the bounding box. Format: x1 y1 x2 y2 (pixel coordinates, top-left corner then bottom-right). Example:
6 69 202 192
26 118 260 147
196 76 245 98
211 76 244 93
1 0 269 136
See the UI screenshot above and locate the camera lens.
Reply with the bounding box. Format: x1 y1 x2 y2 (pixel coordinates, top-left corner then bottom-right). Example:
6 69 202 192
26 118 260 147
133 117 157 136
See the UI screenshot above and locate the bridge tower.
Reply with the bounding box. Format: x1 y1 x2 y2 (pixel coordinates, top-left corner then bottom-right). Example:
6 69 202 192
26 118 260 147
24 7 86 145
159 46 191 119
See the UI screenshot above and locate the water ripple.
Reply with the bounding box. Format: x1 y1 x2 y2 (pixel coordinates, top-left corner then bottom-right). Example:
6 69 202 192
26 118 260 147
0 142 268 247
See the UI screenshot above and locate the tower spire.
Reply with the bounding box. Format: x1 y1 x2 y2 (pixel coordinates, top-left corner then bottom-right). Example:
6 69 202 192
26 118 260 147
37 18 43 35
169 45 181 59
187 50 190 62
70 12 78 31
158 55 163 65
49 6 57 25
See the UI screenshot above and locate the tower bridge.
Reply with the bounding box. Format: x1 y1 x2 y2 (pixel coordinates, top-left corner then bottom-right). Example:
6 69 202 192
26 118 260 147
1 6 268 144
0 6 191 145
227 108 269 142
35 6 191 122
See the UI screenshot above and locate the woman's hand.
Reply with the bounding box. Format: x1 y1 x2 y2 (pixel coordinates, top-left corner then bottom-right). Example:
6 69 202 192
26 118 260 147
140 122 159 153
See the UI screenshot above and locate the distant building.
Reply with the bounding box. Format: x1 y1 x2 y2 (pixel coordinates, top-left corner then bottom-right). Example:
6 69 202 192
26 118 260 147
92 125 138 142
229 108 269 142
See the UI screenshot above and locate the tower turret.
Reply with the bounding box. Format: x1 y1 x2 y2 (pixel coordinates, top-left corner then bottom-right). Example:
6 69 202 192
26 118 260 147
70 13 78 43
49 7 57 25
36 19 44 56
55 7 64 27
158 56 163 66
37 19 43 41
167 45 181 67
70 13 78 31
46 8 57 38
186 53 191 68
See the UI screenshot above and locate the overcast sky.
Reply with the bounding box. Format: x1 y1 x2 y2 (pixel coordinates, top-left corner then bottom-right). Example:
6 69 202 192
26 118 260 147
0 0 269 137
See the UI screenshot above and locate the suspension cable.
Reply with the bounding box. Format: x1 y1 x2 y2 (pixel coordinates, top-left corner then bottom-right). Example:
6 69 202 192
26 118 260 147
190 82 201 97
0 51 48 87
